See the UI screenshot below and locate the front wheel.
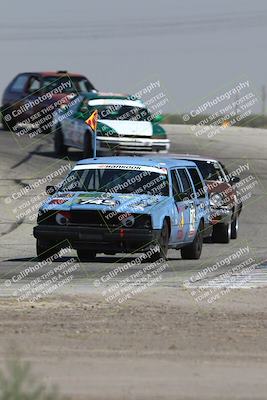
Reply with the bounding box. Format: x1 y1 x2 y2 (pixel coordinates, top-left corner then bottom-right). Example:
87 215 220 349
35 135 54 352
83 131 93 158
54 125 68 156
231 217 238 239
212 222 231 243
181 223 203 260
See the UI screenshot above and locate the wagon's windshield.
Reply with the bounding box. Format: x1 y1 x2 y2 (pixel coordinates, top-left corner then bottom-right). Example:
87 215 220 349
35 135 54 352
195 160 224 181
88 103 152 122
59 166 169 196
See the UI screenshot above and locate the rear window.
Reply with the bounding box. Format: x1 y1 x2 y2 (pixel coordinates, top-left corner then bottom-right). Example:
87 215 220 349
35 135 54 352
42 76 95 93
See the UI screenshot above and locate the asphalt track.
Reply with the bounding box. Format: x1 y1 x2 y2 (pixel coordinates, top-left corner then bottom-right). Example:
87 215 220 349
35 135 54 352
0 124 266 298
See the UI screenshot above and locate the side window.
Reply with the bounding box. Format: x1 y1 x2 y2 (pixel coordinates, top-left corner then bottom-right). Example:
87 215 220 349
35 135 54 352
188 168 206 198
27 77 41 93
171 170 182 199
10 74 29 93
219 162 229 181
177 169 194 198
212 162 224 181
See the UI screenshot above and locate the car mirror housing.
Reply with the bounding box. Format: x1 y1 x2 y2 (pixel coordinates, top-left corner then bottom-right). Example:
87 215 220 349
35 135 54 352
153 114 164 123
230 176 240 184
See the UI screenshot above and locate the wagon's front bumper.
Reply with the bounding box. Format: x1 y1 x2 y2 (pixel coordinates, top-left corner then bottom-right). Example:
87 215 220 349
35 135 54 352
97 136 170 153
210 207 232 225
33 225 161 252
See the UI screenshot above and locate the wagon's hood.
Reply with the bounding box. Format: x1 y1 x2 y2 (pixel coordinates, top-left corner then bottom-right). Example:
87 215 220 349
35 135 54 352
41 191 167 214
206 180 236 205
98 119 153 137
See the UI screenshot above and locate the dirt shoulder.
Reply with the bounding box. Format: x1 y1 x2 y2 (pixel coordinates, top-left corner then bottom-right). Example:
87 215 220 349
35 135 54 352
0 288 266 399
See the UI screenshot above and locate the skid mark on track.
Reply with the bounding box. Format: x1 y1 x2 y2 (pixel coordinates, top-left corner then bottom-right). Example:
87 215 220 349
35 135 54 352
0 220 24 238
10 143 44 169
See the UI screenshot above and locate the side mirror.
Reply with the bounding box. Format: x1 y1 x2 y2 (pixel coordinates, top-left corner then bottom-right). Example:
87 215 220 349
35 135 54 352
153 114 164 123
80 106 88 114
46 185 56 195
230 176 240 184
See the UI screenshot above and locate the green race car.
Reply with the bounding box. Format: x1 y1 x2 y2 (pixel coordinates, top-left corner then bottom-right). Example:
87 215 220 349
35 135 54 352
53 92 170 157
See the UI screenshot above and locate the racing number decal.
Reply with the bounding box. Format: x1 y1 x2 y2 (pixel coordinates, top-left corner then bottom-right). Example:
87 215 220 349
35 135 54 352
177 209 185 240
189 204 196 237
179 211 185 229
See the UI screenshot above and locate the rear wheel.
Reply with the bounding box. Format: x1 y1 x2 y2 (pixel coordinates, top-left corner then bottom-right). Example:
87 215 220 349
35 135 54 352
231 217 239 239
212 222 231 243
83 131 93 158
181 222 203 260
54 124 68 156
77 250 96 262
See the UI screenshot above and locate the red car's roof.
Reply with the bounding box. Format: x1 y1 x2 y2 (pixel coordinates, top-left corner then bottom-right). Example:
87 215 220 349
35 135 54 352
28 71 86 77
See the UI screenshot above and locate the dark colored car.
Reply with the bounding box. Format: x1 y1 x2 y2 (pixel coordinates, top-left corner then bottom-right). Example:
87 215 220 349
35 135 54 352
1 71 96 132
172 155 242 243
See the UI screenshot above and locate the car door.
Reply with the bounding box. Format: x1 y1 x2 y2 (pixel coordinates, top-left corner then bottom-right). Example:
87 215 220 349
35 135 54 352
169 169 190 244
22 75 44 121
176 168 197 241
187 167 211 235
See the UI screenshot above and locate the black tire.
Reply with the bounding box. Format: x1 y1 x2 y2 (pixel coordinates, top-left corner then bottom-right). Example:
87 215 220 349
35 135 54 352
36 239 59 261
77 250 96 262
150 219 169 261
83 131 93 158
212 223 231 243
54 125 68 156
181 222 203 260
230 217 238 239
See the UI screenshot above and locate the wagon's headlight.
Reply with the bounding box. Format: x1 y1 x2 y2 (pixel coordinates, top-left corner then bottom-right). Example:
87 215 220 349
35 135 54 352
143 217 151 229
56 212 70 225
210 193 224 208
121 215 135 227
59 104 68 112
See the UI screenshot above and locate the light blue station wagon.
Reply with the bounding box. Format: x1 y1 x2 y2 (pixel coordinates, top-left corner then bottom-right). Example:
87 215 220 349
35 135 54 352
34 156 212 261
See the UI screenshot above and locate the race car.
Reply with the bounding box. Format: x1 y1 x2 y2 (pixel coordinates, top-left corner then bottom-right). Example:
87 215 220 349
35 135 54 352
53 93 170 156
33 156 212 261
171 155 242 243
1 70 96 132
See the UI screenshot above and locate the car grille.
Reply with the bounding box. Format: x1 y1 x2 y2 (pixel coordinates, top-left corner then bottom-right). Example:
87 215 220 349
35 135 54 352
38 210 151 229
70 210 151 228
